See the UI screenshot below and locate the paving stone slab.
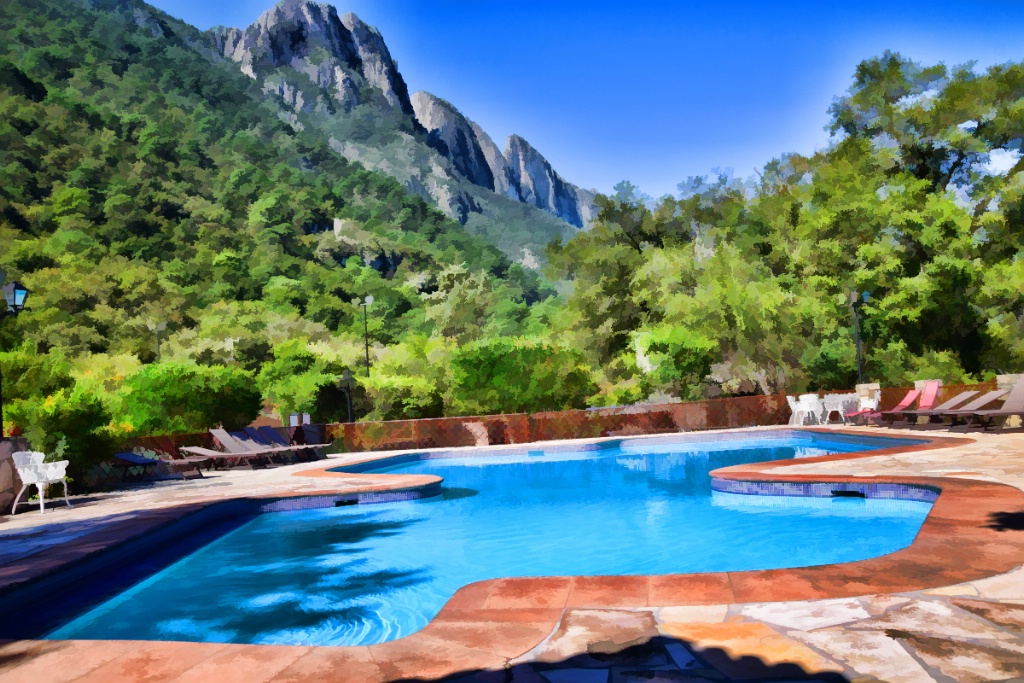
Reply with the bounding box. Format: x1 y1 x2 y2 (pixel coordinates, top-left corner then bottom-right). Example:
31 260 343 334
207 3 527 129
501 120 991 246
893 631 1024 683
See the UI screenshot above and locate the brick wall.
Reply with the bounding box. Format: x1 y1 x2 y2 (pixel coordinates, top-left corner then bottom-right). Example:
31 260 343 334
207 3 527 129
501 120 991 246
325 393 791 453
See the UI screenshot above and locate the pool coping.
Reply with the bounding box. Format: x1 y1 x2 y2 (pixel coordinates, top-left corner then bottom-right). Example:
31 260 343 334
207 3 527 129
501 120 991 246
4 426 1024 682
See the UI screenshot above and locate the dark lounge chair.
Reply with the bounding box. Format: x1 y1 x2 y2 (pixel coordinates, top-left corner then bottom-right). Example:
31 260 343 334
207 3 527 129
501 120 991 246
938 389 1011 428
179 429 282 469
959 381 1024 431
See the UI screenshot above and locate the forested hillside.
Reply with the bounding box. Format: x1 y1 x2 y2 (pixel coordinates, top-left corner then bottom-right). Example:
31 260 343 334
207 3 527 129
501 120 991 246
1 0 1023 472
0 0 555 465
547 53 1024 404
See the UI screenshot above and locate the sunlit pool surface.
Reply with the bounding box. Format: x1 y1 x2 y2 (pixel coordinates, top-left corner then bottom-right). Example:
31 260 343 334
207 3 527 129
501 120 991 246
49 431 932 646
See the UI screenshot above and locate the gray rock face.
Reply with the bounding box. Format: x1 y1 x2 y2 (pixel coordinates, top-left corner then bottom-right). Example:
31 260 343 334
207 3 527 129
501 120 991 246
470 121 519 200
505 135 594 228
340 12 414 116
411 92 494 189
208 0 414 117
412 92 595 227
208 0 594 231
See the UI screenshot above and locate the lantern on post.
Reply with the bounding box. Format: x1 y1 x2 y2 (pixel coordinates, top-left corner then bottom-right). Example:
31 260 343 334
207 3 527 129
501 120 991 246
0 270 30 438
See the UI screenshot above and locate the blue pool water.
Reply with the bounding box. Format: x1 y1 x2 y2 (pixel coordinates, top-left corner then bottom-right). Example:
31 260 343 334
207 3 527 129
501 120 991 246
49 431 932 646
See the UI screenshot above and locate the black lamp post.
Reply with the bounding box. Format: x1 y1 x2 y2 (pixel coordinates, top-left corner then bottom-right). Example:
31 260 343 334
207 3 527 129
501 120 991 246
848 290 870 385
0 270 30 439
359 295 373 378
336 368 355 423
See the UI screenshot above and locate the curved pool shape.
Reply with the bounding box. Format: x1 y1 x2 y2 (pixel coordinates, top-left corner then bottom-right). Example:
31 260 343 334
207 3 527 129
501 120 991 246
49 431 932 647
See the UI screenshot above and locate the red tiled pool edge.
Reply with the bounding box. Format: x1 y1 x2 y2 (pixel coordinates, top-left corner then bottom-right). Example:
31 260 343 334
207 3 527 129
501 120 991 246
5 428 1024 682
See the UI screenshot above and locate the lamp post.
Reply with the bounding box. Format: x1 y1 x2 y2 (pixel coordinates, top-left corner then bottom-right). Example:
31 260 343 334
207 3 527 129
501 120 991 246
848 290 870 385
336 368 354 423
0 270 30 439
147 320 167 362
359 295 373 378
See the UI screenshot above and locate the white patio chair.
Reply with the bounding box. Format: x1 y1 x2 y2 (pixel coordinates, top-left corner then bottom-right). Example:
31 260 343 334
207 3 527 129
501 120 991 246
797 394 825 424
840 394 862 423
11 451 72 514
786 395 802 426
823 393 859 423
843 395 879 424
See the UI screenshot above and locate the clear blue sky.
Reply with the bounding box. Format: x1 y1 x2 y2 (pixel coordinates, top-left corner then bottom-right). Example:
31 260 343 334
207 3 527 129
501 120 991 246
149 0 1024 197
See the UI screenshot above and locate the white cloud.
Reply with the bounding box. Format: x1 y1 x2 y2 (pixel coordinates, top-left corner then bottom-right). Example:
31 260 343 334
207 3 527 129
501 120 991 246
895 88 940 111
980 148 1022 175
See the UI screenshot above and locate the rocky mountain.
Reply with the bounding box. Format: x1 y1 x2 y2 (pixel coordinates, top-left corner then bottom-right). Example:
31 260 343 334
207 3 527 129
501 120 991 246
206 0 595 245
410 91 493 189
410 92 595 228
505 135 597 228
209 1 415 117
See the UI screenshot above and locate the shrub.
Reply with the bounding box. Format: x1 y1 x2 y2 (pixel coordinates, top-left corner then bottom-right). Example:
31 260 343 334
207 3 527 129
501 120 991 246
448 337 596 415
120 362 262 435
9 387 120 474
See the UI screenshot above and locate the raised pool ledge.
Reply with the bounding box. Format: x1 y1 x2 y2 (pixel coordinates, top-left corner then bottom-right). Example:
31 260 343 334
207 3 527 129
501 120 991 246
710 478 940 502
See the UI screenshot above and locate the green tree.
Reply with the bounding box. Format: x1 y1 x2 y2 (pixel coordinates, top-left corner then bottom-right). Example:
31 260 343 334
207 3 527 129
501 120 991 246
120 362 261 435
448 337 596 415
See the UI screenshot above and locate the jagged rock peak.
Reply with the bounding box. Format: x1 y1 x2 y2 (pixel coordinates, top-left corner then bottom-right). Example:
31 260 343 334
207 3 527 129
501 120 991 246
469 120 518 200
411 91 495 190
340 12 414 115
505 135 594 228
208 1 414 117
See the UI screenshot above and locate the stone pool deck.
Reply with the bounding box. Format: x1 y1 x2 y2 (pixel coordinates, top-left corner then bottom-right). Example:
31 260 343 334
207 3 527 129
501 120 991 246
1 426 1024 682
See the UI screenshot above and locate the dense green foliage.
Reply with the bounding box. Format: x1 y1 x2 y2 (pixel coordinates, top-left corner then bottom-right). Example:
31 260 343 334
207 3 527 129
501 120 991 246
1 0 1023 476
448 338 597 415
549 52 1024 400
120 362 261 434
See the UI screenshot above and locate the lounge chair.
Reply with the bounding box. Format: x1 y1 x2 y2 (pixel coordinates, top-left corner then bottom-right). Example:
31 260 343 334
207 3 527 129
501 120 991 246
11 452 71 514
258 425 331 456
112 451 163 481
854 388 921 425
958 381 1024 431
238 427 304 463
256 425 293 447
881 380 941 425
844 395 879 423
890 390 980 428
179 429 281 469
937 389 1011 428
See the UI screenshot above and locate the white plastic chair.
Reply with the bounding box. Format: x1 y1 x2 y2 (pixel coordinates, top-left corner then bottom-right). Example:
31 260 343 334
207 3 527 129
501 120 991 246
823 393 859 423
11 451 72 514
797 394 825 424
786 395 802 425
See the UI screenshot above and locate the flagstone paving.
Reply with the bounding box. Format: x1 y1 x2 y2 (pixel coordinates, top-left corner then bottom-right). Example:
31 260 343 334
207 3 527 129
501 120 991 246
1 427 1024 681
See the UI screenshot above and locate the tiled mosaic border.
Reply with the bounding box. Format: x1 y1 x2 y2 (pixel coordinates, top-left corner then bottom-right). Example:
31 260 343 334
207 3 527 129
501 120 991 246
710 477 940 502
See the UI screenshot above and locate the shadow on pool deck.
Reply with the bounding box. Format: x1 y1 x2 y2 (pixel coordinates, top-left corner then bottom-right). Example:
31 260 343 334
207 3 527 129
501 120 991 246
985 509 1024 532
389 631 853 682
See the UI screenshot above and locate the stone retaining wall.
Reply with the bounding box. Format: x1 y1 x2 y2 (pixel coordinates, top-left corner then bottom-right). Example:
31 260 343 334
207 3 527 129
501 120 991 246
0 438 30 513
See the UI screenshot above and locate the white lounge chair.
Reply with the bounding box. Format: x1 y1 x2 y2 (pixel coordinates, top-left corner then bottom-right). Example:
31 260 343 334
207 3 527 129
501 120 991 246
11 451 72 514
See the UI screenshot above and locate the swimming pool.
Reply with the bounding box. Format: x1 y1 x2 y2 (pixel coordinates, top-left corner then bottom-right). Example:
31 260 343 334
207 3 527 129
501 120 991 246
47 430 931 647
